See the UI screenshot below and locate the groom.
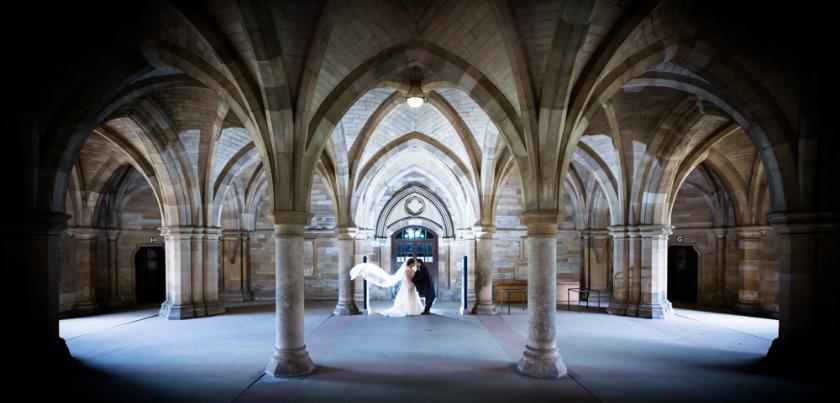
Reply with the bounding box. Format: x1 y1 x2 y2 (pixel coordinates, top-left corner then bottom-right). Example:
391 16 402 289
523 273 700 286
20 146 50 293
411 258 435 314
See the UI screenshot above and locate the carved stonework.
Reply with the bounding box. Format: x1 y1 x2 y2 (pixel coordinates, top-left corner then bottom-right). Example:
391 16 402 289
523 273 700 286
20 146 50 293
404 196 425 216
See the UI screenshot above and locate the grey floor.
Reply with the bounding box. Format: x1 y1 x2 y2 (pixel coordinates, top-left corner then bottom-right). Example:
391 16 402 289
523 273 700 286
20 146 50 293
55 300 834 402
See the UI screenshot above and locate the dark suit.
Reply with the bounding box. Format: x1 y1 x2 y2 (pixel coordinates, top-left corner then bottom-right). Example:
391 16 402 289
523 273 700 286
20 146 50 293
412 264 435 312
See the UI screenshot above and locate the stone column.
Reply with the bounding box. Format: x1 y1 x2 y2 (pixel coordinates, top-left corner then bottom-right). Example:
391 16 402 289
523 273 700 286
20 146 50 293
765 212 839 371
638 225 673 319
581 231 591 289
607 225 672 319
607 226 633 316
160 227 196 319
106 229 121 307
220 230 253 302
71 227 99 315
333 227 360 315
203 227 225 316
460 229 477 304
471 225 496 315
266 211 314 377
159 227 225 319
710 228 727 306
242 232 252 299
517 211 567 379
734 226 765 315
9 212 72 368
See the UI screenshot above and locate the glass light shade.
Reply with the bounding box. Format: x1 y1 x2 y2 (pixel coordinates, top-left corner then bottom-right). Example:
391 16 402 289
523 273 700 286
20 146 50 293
406 95 425 108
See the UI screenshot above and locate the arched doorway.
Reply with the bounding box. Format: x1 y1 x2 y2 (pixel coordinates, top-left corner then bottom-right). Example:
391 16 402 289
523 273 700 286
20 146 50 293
392 226 438 294
134 246 165 305
667 246 699 304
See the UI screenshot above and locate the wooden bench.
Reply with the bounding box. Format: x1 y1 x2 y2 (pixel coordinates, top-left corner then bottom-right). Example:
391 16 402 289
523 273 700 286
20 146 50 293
495 280 580 304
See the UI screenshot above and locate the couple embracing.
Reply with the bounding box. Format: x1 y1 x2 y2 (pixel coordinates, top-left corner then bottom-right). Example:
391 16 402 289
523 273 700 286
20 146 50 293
350 257 435 317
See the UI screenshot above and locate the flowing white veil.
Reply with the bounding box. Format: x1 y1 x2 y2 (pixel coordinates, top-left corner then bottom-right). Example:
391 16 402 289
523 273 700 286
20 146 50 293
350 260 426 317
350 261 407 288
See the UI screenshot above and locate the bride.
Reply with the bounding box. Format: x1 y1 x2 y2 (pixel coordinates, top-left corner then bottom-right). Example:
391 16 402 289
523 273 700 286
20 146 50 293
350 257 424 317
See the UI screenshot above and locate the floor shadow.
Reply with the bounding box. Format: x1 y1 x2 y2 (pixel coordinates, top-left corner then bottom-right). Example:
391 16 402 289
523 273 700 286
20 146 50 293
49 360 199 403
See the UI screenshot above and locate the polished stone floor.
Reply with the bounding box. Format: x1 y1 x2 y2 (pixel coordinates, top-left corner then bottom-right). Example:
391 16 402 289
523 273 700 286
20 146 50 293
54 300 833 402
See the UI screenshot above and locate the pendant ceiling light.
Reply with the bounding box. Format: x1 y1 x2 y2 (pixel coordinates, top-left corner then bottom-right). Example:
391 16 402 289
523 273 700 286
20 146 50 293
404 70 425 108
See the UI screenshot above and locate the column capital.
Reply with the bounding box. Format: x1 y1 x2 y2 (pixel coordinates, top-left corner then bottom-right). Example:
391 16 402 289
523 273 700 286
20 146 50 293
273 211 311 236
712 227 728 238
106 228 121 240
583 229 610 239
607 225 638 238
69 226 100 240
638 225 672 239
608 225 672 239
160 226 196 239
768 211 827 235
735 225 770 239
472 225 496 239
520 210 560 235
335 226 357 240
221 229 247 239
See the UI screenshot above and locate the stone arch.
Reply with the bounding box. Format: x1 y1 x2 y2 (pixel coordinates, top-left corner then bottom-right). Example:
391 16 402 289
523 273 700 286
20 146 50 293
559 41 800 224
301 41 531 214
375 183 455 239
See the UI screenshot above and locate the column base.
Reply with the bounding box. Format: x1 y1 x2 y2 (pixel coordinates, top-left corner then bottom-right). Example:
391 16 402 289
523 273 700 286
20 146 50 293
220 290 253 303
763 337 839 381
159 300 225 319
333 301 360 316
159 301 195 319
204 301 226 316
607 301 627 316
266 346 315 377
733 300 762 315
638 300 673 319
516 345 567 379
73 301 99 316
471 302 496 315
708 293 728 308
107 298 122 308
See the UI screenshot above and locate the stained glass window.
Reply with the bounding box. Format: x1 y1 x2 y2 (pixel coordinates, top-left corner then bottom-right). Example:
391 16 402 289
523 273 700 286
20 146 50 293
396 227 434 240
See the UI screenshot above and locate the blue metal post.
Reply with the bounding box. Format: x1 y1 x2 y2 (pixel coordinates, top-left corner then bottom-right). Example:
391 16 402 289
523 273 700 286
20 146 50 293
461 255 468 313
362 256 368 311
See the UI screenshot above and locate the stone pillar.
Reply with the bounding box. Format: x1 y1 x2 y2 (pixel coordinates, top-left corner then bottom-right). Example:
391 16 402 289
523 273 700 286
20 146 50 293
334 227 360 315
203 227 225 316
581 231 591 289
710 228 727 306
9 212 72 368
471 225 496 315
734 226 765 315
106 229 121 307
765 212 839 372
517 211 567 379
639 225 673 319
266 211 314 377
607 225 672 319
160 227 195 319
220 230 253 302
159 226 225 319
607 226 634 316
71 227 99 315
460 229 477 303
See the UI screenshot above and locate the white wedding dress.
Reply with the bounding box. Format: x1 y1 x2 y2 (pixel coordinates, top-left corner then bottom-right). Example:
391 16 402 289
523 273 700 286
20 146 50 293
350 261 424 317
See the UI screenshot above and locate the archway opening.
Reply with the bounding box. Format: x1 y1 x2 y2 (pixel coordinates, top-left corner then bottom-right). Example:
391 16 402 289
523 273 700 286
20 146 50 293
134 246 166 305
391 226 438 298
668 246 699 305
